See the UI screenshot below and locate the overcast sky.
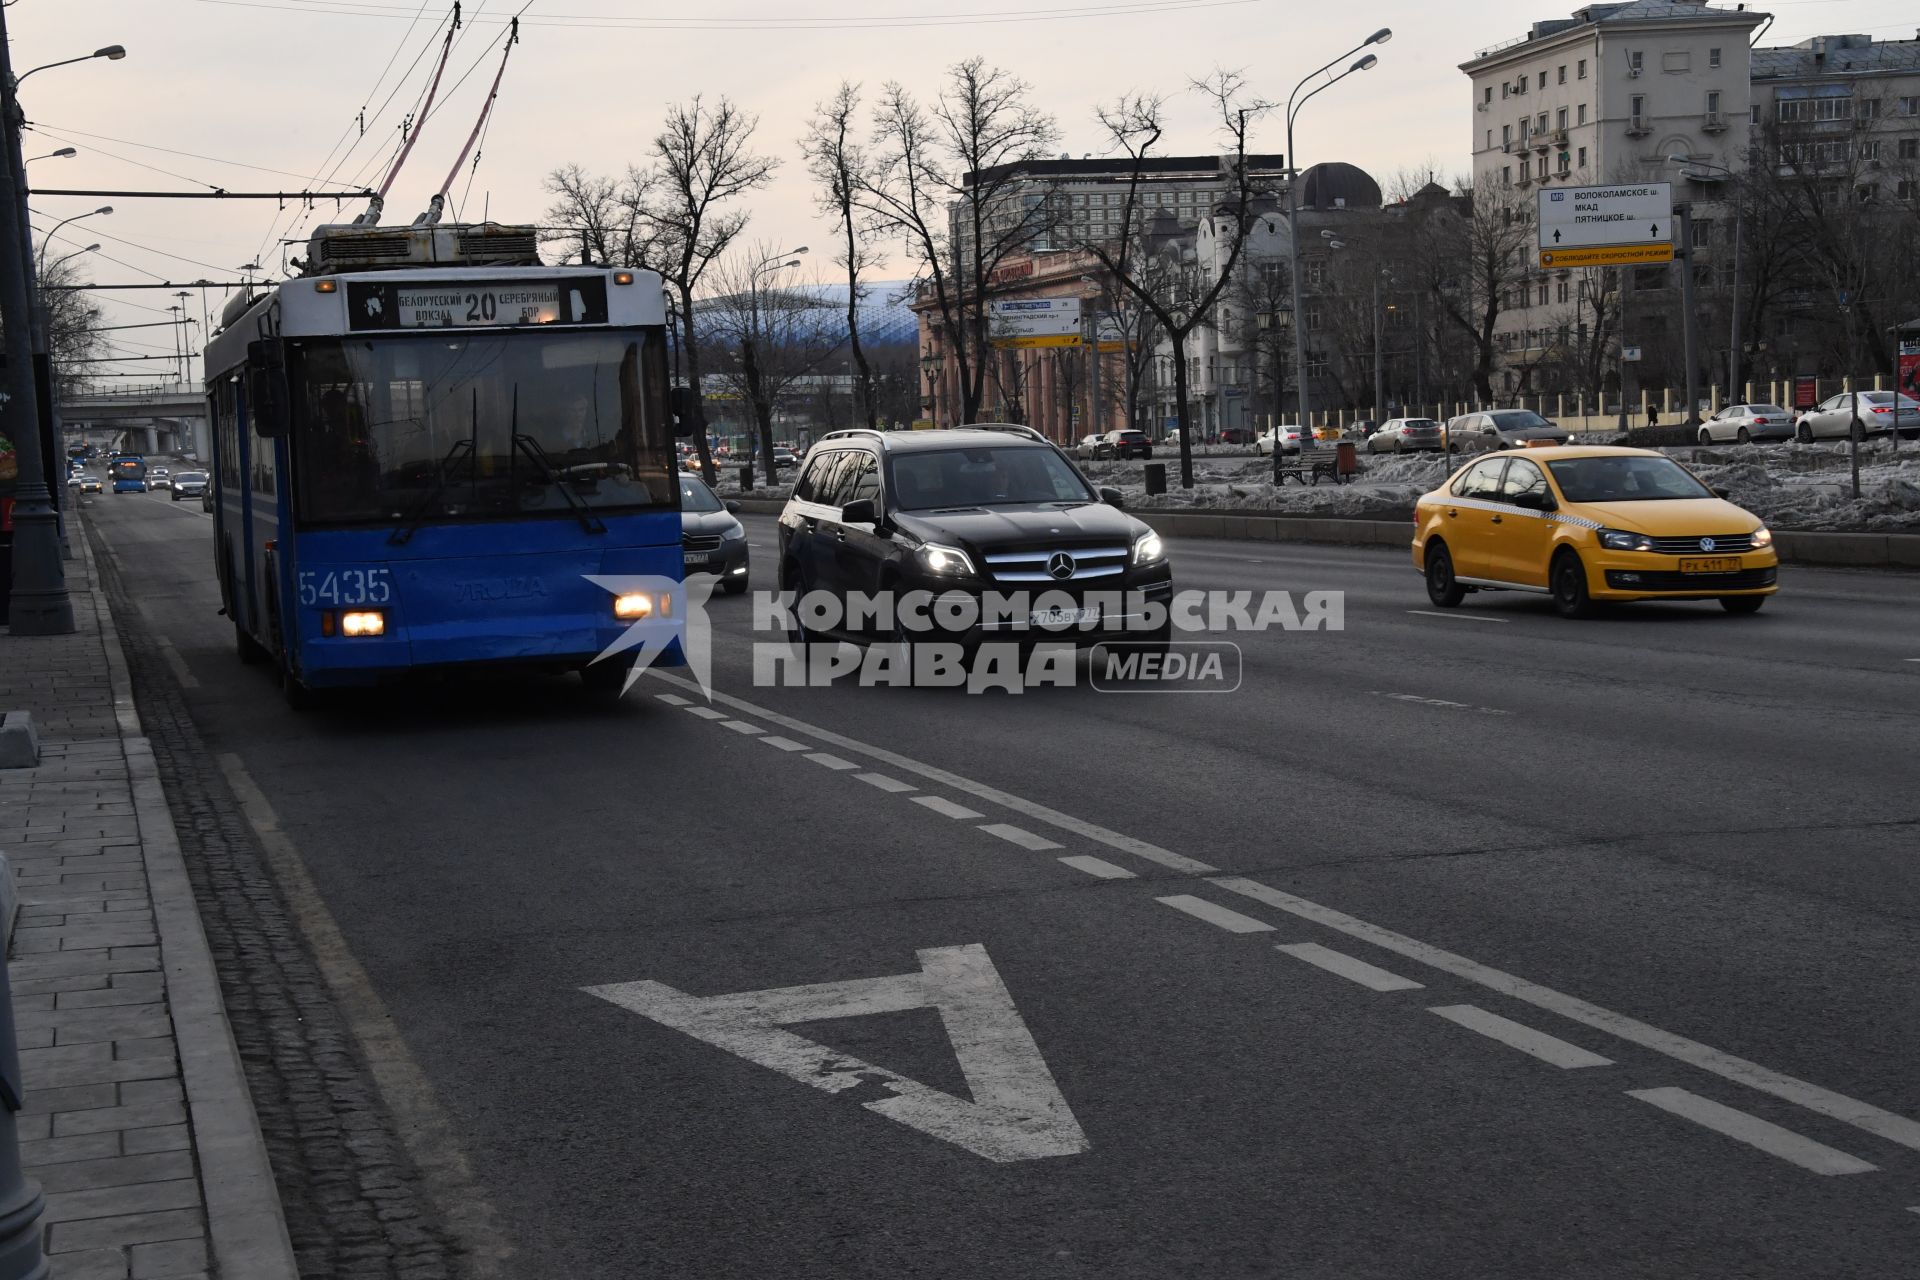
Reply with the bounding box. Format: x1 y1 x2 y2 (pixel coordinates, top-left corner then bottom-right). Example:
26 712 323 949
11 0 1916 379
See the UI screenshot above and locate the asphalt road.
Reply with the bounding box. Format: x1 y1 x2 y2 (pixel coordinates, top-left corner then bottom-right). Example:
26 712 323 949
82 481 1920 1279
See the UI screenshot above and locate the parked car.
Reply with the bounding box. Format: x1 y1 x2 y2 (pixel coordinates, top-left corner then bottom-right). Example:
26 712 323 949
1095 429 1152 460
1073 434 1105 460
1793 391 1920 442
680 474 750 595
1367 418 1446 454
1698 404 1793 445
1414 446 1778 618
1255 425 1307 456
1447 409 1571 452
170 471 209 502
1219 426 1255 446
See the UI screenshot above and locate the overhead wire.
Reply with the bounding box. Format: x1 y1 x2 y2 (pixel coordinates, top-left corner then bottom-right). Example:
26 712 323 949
27 123 372 188
191 0 1264 29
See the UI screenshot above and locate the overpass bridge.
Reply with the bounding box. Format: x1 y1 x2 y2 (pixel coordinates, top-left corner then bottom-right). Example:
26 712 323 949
59 383 207 457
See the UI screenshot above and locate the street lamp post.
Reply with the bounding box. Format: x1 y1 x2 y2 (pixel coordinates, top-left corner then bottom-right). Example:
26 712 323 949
1672 157 1744 406
44 243 98 275
25 147 76 164
1323 230 1389 426
1281 28 1389 484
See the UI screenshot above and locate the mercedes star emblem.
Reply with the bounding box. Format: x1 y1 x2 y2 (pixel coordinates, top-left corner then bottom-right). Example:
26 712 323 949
1046 552 1076 580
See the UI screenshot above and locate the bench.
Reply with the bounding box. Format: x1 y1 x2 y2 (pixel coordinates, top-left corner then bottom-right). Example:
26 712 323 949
1277 444 1352 486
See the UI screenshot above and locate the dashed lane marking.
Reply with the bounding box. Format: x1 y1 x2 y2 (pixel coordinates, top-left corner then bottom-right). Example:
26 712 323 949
913 796 984 821
855 772 916 794
759 736 810 752
978 823 1063 852
686 706 728 720
1211 876 1920 1155
655 693 692 706
1059 855 1136 880
805 752 861 771
1371 691 1510 716
1276 942 1424 992
720 720 764 735
646 672 1216 875
1430 1005 1613 1069
1406 610 1511 623
1627 1088 1877 1176
155 636 200 690
1157 895 1275 934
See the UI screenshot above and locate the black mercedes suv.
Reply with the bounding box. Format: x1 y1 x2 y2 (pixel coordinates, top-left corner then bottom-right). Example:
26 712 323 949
776 425 1173 648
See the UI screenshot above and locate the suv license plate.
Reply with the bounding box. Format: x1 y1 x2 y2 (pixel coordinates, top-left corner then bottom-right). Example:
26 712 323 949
1029 606 1100 628
1678 556 1741 574
683 552 710 566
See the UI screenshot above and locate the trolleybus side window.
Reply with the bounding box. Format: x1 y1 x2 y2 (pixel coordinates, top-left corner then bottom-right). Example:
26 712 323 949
216 378 241 490
288 330 674 525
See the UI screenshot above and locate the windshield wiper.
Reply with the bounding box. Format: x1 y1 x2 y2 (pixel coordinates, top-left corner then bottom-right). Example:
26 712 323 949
509 383 605 535
387 437 475 545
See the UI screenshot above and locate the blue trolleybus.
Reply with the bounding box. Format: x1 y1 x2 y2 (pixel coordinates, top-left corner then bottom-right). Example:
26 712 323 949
203 221 687 705
109 454 147 493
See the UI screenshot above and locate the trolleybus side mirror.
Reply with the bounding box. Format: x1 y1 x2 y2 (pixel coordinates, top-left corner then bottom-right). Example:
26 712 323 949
246 339 290 438
669 386 696 438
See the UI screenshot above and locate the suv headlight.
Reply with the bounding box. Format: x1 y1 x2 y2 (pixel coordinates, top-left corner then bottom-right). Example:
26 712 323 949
1132 530 1166 565
1750 526 1773 549
917 542 975 576
1599 528 1654 552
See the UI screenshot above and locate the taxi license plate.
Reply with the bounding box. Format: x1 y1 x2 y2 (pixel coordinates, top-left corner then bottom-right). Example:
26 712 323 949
682 552 710 566
1029 606 1100 628
1678 556 1741 574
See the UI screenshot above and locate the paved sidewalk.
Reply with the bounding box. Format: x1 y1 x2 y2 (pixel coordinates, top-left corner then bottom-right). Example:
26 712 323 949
1 532 297 1279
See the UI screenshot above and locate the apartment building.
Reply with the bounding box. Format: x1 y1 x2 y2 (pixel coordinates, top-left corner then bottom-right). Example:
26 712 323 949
1749 33 1920 203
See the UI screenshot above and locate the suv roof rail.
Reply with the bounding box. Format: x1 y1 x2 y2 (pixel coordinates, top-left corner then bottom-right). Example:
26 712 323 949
945 422 1047 442
817 428 890 444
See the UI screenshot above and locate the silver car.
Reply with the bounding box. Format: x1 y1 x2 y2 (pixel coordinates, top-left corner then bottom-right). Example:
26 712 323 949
1366 417 1445 454
1698 404 1793 444
1447 409 1571 452
1794 391 1920 442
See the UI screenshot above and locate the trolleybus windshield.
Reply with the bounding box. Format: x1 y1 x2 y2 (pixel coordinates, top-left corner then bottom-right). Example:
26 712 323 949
288 329 674 526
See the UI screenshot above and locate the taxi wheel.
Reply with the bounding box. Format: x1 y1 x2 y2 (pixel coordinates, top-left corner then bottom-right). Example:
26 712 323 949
1719 595 1766 615
1551 550 1595 619
1424 544 1466 608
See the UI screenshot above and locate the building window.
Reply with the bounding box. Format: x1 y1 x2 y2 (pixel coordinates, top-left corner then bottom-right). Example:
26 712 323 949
1901 138 1919 160
1486 129 1493 150
1706 90 1721 116
1485 86 1494 104
1538 155 1548 179
1662 51 1690 73
1557 280 1571 303
1860 140 1881 160
1538 71 1547 89
1750 103 1761 124
1502 81 1510 99
1502 165 1512 186
1503 123 1512 146
1558 65 1567 85
1578 146 1588 168
1709 47 1722 68
1536 112 1548 134
1577 103 1588 125
1630 94 1646 126
1305 259 1327 287
1900 180 1917 200
1556 107 1568 130
1860 98 1879 119
1628 51 1643 74
1693 219 1712 246
1898 96 1919 116
1578 58 1588 79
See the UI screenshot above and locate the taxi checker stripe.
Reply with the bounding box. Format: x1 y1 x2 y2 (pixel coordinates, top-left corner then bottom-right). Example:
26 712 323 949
1433 495 1605 531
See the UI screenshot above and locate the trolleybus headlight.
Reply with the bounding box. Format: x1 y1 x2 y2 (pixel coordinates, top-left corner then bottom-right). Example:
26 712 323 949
614 593 655 619
340 610 385 637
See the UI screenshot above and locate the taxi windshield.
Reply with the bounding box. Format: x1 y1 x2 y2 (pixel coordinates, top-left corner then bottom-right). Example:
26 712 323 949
1547 455 1714 503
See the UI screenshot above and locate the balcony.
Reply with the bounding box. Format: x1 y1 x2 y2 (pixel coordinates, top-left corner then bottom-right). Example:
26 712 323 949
1702 112 1727 133
1516 169 1535 186
1550 128 1570 146
1625 118 1651 137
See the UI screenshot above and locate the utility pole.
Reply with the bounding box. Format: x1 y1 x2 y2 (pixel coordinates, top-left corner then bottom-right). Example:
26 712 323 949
1616 267 1629 433
1677 204 1701 427
1727 212 1743 402
2 9 76 634
1371 273 1385 421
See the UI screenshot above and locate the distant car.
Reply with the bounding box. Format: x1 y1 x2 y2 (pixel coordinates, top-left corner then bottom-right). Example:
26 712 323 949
77 472 102 493
1073 434 1105 460
1448 409 1571 452
1255 425 1307 456
1219 427 1255 446
149 466 171 489
170 471 209 502
1367 418 1446 454
1794 391 1920 442
1094 429 1152 460
679 474 750 595
1349 419 1381 439
771 448 799 470
1698 404 1793 445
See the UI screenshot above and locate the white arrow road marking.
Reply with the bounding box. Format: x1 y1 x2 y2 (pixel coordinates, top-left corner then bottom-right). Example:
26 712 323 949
583 944 1089 1164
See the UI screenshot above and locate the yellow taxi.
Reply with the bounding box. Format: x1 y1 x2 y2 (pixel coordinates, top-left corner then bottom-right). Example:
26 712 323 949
1412 445 1779 618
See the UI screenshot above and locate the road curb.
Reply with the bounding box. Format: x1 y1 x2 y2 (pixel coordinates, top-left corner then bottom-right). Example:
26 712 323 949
78 516 303 1280
733 499 1918 569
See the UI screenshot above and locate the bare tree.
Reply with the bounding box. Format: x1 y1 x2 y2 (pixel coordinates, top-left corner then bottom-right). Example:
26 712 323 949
1405 180 1530 402
650 95 779 485
802 81 880 430
862 58 1060 426
541 163 653 267
1078 76 1271 487
698 250 844 486
40 255 104 398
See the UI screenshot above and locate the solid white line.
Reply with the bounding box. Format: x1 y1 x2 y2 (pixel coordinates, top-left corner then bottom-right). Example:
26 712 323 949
154 636 201 690
1211 876 1920 1155
1430 1004 1613 1069
978 823 1063 852
720 720 764 735
645 672 1216 874
655 693 692 706
855 772 916 794
806 752 861 771
1156 895 1276 934
1276 942 1424 992
1059 855 1136 880
913 796 984 821
758 736 810 752
1406 610 1510 623
685 706 728 720
1627 1088 1877 1176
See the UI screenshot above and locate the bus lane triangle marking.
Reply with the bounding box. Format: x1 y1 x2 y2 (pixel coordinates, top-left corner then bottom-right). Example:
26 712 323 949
583 943 1089 1163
